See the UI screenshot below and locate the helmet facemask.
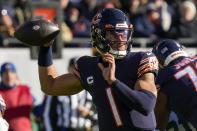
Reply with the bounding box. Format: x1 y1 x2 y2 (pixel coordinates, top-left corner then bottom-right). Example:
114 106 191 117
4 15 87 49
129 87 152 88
91 23 133 59
105 27 133 59
91 8 133 59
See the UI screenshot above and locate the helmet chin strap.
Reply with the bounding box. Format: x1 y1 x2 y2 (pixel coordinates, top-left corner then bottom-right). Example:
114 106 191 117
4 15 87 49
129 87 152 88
109 48 127 59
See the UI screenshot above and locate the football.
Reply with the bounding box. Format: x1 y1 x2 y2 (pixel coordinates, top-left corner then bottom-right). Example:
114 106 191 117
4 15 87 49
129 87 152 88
14 19 60 46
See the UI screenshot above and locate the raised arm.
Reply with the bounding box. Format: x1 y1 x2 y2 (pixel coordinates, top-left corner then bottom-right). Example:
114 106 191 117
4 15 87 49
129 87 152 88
38 46 83 96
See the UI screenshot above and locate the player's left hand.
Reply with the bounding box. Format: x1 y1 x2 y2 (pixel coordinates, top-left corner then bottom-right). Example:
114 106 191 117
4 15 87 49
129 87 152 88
98 53 116 85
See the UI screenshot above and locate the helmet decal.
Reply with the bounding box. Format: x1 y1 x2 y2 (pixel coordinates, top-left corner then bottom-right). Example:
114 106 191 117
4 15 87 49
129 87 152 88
161 47 168 54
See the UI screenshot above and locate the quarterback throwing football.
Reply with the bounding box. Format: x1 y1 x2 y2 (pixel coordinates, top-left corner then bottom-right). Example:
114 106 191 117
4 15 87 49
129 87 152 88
38 8 158 131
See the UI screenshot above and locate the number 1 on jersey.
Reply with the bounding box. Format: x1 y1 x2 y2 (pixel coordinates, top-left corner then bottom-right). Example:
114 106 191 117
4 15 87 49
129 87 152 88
106 88 123 127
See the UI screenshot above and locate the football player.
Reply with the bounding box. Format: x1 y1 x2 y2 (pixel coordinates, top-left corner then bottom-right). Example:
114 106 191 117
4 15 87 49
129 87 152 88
153 39 197 130
38 8 158 131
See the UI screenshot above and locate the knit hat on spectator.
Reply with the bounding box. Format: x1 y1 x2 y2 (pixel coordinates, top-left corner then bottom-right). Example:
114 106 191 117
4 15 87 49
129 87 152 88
0 62 16 76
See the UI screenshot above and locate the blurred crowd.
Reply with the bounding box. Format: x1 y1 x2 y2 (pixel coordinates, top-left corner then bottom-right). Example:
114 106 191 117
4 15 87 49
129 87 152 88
0 0 197 47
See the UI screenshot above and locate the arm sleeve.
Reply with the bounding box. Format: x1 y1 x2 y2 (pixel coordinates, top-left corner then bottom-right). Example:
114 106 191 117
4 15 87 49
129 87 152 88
111 79 156 116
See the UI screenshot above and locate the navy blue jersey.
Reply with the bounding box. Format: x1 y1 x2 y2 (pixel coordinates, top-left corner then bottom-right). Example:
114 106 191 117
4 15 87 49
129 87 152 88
156 55 197 128
76 52 158 131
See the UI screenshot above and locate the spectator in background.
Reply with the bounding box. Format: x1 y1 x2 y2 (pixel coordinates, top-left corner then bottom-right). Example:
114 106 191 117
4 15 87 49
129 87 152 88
102 1 115 8
72 16 91 38
64 2 91 45
79 0 97 21
0 7 16 46
110 0 122 9
133 1 172 39
64 3 80 32
42 57 97 131
0 62 33 131
61 20 73 43
14 0 31 25
58 0 73 43
129 0 147 19
133 3 163 38
168 0 197 39
194 0 197 7
120 0 147 21
151 0 173 32
0 0 15 7
0 94 9 131
92 1 115 20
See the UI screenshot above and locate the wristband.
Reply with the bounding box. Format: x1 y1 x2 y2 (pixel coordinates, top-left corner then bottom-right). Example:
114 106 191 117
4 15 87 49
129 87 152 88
38 46 53 66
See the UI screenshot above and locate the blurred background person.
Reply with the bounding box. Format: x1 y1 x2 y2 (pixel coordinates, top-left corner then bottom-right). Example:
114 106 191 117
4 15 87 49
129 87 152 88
119 0 148 23
0 94 9 131
0 62 33 131
78 0 97 21
14 0 31 26
59 0 74 44
168 0 197 39
0 7 16 46
133 1 173 39
150 0 174 33
72 17 91 38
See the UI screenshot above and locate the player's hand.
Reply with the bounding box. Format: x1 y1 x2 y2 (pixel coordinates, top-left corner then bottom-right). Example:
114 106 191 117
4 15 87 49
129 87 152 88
98 53 116 85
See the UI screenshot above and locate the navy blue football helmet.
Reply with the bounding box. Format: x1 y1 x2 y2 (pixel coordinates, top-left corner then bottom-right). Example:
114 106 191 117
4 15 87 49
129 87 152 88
91 8 133 59
152 39 187 67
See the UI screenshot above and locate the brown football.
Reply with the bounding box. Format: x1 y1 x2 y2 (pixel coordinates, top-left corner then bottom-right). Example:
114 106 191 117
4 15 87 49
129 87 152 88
14 19 60 46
